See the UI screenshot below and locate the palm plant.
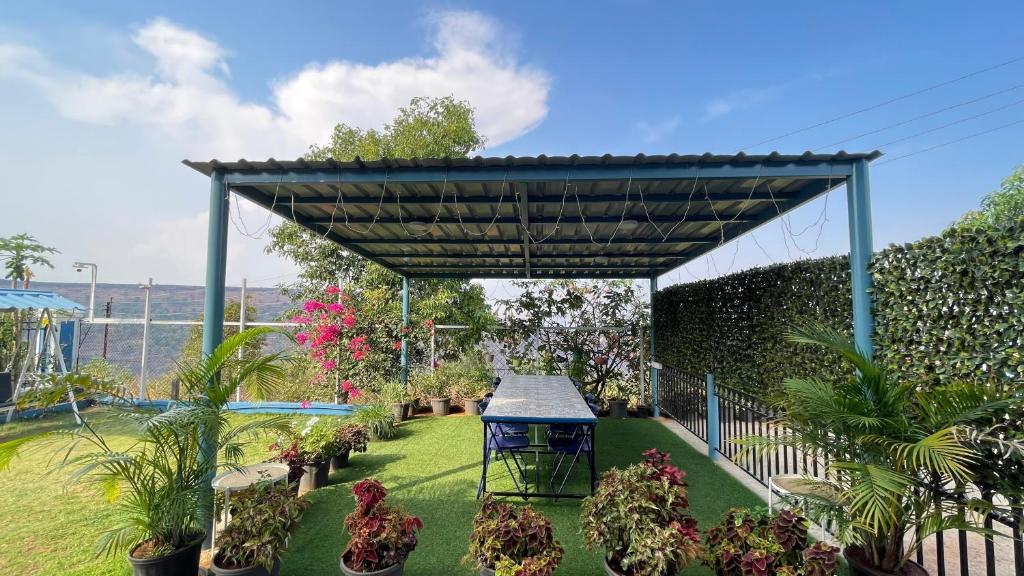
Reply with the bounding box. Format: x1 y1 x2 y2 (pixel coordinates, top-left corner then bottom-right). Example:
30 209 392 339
0 327 294 560
738 323 1021 574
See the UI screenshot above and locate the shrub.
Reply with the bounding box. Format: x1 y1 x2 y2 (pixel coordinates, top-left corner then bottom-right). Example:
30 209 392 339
581 449 702 575
703 507 838 576
269 438 307 484
213 483 308 571
335 423 370 454
352 403 397 440
342 478 422 572
298 416 342 464
463 495 563 574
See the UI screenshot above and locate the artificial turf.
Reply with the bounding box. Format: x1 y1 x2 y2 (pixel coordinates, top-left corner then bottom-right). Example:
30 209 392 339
0 410 763 575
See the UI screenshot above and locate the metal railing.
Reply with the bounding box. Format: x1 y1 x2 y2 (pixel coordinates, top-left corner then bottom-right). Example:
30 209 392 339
656 363 1023 576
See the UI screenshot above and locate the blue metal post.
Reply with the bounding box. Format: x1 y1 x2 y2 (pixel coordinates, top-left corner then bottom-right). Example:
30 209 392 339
400 276 410 384
846 159 875 359
649 276 659 417
200 168 228 546
706 372 720 460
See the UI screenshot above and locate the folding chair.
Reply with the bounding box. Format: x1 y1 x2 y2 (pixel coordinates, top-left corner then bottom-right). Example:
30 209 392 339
546 425 593 496
478 422 531 498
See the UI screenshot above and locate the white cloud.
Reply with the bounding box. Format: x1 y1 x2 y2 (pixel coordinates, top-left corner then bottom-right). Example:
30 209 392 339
634 116 680 144
0 11 550 158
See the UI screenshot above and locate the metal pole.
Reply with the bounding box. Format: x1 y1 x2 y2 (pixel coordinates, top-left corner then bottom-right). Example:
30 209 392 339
139 278 152 398
102 298 111 359
649 277 659 417
847 159 875 359
200 168 229 548
638 325 645 409
706 372 720 461
335 273 342 404
235 278 246 402
400 276 410 384
429 324 436 373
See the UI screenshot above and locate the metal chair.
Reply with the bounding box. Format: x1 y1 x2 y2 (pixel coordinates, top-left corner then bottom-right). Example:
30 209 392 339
478 423 531 497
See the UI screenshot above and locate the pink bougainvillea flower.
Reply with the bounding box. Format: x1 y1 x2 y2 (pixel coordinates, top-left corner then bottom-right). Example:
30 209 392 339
342 314 357 328
352 350 366 361
322 359 337 371
328 302 345 314
393 341 403 351
423 319 434 328
292 314 310 324
432 359 440 369
342 379 354 391
303 300 326 313
300 400 312 409
348 388 362 400
325 285 341 295
295 332 309 345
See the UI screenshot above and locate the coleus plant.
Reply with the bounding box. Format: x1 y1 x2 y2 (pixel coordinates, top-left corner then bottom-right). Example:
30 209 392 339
703 507 838 576
334 423 370 454
464 495 563 574
342 478 422 572
580 449 703 576
293 286 369 402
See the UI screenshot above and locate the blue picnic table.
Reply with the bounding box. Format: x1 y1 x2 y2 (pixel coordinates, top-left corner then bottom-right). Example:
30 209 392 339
478 374 597 500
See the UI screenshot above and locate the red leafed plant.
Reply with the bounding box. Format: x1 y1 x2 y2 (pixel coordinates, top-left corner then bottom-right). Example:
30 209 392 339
268 438 307 485
463 495 563 575
342 478 422 572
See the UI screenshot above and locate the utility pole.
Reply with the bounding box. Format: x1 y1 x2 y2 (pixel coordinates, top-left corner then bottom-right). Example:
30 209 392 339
139 278 153 398
101 298 112 359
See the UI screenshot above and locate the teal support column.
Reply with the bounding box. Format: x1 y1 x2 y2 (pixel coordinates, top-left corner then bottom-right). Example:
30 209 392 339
649 277 659 417
706 372 720 461
400 276 410 384
847 159 875 359
199 169 228 546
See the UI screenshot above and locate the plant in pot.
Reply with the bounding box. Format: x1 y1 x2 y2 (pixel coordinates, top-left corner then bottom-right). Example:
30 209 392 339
332 423 370 471
703 507 839 576
0 328 295 576
463 495 563 576
353 403 398 440
212 482 309 576
340 478 422 576
417 370 452 416
581 448 703 575
737 324 1023 576
296 417 339 493
379 380 411 423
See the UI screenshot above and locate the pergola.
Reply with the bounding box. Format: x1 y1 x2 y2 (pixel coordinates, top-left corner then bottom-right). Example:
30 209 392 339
185 151 879 413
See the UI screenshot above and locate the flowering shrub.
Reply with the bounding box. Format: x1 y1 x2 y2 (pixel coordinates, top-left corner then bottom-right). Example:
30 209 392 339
463 495 563 575
702 508 838 576
293 286 370 402
581 449 702 575
342 478 422 572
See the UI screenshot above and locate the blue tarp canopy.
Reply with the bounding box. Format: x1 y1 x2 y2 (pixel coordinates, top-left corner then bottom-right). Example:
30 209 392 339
0 289 85 313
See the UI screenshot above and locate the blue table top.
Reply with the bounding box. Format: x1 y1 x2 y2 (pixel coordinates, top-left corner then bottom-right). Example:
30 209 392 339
481 374 597 424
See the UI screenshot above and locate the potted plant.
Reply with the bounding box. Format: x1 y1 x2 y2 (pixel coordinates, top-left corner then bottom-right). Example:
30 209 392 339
340 478 422 576
608 398 628 419
581 449 703 575
212 482 309 576
463 496 563 576
703 507 838 576
331 423 370 472
1 328 294 576
297 417 339 493
270 438 307 488
353 403 398 440
417 370 451 416
738 324 1022 576
379 380 410 423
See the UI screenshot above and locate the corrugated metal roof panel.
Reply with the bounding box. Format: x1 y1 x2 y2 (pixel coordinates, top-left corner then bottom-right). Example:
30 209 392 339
0 289 85 312
183 151 881 176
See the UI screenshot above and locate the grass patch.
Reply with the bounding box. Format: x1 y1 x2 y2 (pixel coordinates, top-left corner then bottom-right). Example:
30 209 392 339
0 411 762 575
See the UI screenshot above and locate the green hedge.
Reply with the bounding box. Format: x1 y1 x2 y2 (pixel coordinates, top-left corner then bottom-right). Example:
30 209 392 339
653 219 1024 395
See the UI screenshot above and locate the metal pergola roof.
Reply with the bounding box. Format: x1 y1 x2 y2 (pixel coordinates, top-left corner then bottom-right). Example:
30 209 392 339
184 151 880 280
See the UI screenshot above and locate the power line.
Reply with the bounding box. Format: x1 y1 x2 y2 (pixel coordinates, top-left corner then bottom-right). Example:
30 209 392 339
875 117 1024 166
871 96 1024 149
813 82 1024 151
740 55 1024 151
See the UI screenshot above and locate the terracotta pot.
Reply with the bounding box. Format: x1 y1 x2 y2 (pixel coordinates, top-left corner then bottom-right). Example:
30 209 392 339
465 398 482 416
430 398 451 416
339 555 405 576
392 402 405 423
844 546 929 576
609 399 628 419
211 557 280 576
330 450 350 473
127 534 204 576
298 461 330 494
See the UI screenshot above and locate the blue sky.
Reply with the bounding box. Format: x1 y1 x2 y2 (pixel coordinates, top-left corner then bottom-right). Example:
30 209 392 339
1 1 1021 296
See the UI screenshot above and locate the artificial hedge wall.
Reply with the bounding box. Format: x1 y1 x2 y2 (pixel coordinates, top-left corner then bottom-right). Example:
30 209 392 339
653 218 1024 396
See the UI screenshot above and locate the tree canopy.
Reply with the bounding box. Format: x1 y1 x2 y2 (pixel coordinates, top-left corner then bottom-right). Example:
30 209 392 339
266 96 494 389
0 233 59 289
954 164 1024 230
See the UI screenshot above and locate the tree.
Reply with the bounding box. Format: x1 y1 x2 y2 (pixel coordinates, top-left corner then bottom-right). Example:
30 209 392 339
495 279 650 402
0 233 59 288
266 96 494 387
954 164 1024 229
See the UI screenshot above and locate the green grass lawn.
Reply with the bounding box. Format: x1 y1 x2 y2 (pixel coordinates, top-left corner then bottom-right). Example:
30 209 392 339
0 410 763 575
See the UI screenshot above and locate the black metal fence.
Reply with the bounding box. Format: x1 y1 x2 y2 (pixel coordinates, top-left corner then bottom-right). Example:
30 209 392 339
657 363 1023 576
